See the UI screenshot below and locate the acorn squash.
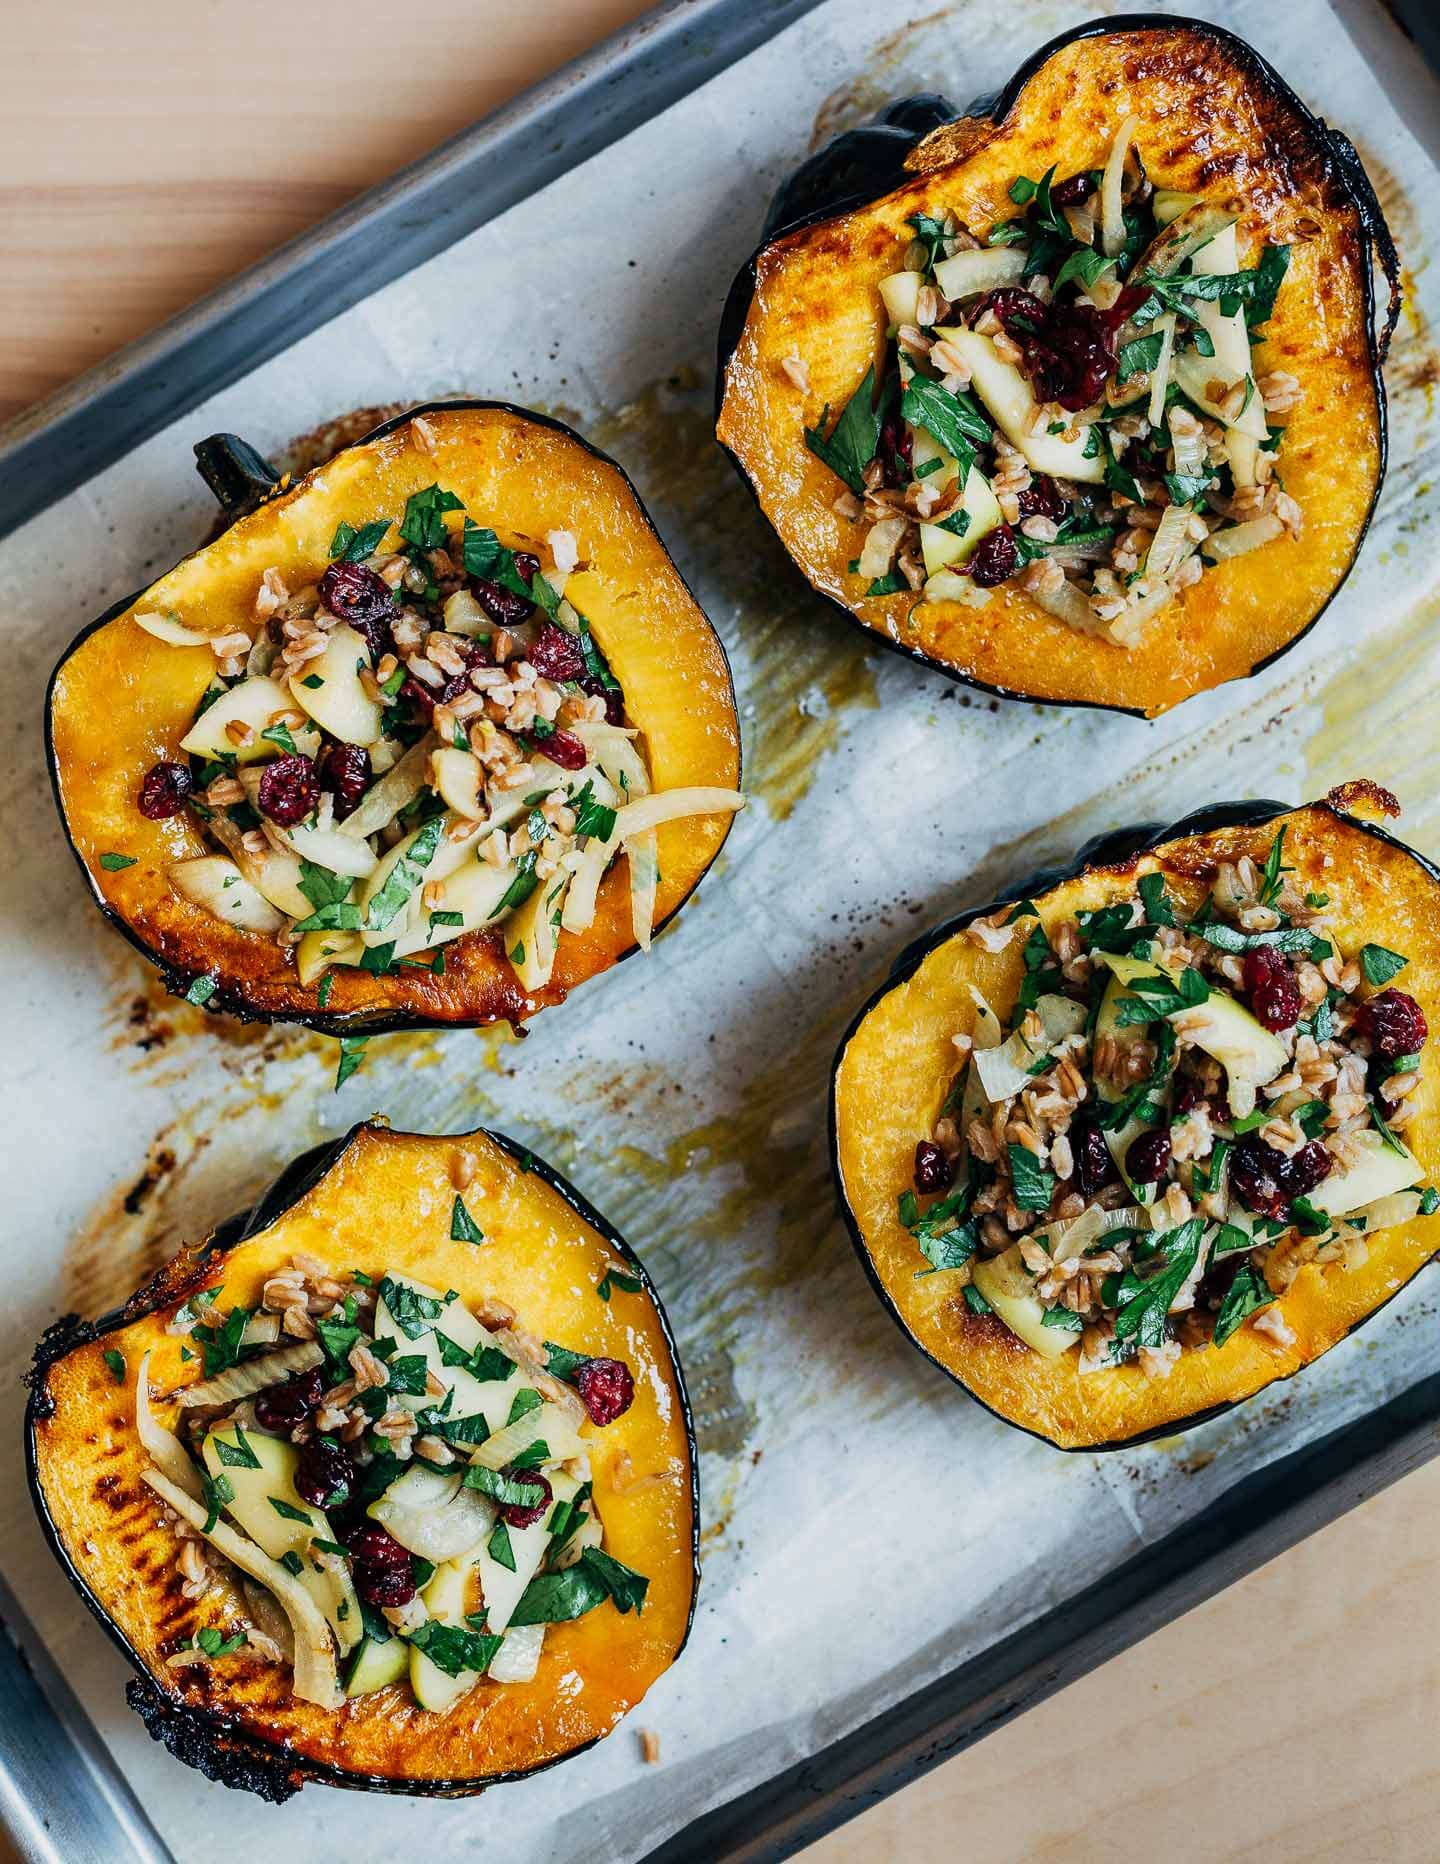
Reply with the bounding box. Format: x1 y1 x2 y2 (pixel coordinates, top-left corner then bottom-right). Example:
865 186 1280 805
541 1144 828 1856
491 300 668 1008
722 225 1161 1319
716 19 1399 716
26 1122 698 1798
831 791 1440 1449
46 402 741 1031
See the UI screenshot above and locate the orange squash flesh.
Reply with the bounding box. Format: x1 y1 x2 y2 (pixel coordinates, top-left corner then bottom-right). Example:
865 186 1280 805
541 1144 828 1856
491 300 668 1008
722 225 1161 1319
717 23 1390 716
832 803 1440 1449
47 403 740 1028
27 1124 697 1794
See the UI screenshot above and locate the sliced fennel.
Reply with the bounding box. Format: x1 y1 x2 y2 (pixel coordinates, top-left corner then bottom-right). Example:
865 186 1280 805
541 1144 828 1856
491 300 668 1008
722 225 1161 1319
140 1466 342 1709
168 857 284 934
488 1622 546 1683
972 992 1087 1103
339 736 436 840
1100 116 1139 257
369 1463 496 1561
135 1351 205 1502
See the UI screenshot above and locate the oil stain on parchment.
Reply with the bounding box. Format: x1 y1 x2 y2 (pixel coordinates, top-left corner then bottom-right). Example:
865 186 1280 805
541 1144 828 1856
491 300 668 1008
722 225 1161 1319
1304 592 1440 860
588 369 880 821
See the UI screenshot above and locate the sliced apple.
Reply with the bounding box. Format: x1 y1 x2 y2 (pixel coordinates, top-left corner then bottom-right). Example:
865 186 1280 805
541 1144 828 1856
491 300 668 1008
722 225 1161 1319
1306 1130 1424 1219
179 676 294 764
409 1556 485 1714
390 857 524 960
1185 222 1267 440
971 1248 1079 1358
932 327 1105 483
200 1427 360 1654
919 466 1004 576
430 747 485 820
878 270 922 327
931 245 1027 303
288 624 383 745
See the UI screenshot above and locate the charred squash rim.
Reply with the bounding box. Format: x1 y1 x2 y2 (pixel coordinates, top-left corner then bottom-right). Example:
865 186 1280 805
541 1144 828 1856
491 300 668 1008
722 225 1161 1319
715 15 1401 718
25 1122 700 1800
45 399 741 1034
830 796 1440 1450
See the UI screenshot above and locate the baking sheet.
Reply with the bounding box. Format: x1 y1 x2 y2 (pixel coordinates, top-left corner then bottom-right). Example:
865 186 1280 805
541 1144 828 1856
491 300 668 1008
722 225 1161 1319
3 0 1439 1858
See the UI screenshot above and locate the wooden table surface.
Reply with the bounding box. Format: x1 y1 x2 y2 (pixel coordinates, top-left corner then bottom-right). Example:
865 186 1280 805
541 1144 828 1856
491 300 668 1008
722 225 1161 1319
6 4 1440 1859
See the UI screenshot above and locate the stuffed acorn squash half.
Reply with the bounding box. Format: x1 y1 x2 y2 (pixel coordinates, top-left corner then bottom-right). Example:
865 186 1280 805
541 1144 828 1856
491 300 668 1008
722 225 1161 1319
47 402 742 1030
26 1123 697 1798
832 791 1440 1449
717 19 1399 716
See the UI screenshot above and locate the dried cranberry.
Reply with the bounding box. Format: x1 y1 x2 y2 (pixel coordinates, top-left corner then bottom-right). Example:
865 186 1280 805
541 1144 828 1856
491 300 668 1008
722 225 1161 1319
1357 988 1429 1060
1096 284 1152 331
913 1139 952 1194
1173 1077 1204 1119
1024 302 1115 411
580 675 626 725
138 761 193 820
318 563 396 659
1071 1119 1116 1200
257 754 320 827
877 416 914 486
470 579 533 630
1015 474 1066 521
399 674 440 719
498 1468 552 1530
1281 1140 1333 1199
316 743 371 821
513 552 540 584
528 621 587 683
1050 172 1096 206
574 1358 635 1427
253 1367 324 1433
340 1522 411 1569
1125 1129 1172 1185
354 1563 416 1609
319 562 395 628
1243 947 1303 1032
1228 1137 1291 1221
968 526 1020 587
293 1437 354 1510
542 730 588 771
972 287 1049 337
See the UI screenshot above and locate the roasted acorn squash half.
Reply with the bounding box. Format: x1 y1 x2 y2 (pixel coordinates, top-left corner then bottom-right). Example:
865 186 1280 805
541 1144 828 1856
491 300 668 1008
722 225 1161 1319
831 792 1440 1449
46 402 741 1032
716 19 1399 716
26 1122 698 1799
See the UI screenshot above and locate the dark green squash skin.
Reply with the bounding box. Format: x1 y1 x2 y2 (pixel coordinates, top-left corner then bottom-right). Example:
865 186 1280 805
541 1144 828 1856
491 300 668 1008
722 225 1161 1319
714 15 1401 719
43 398 740 1036
25 1123 702 1801
829 798 1440 1452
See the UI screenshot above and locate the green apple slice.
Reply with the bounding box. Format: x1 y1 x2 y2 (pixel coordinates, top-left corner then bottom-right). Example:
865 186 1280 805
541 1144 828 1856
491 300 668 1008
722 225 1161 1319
932 327 1105 483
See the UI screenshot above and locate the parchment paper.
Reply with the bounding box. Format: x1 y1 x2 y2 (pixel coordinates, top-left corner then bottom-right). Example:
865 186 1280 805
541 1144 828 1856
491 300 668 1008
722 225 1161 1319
3 0 1439 1857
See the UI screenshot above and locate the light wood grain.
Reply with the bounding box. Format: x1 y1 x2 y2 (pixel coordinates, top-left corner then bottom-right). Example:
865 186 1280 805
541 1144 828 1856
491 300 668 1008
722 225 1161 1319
805 1457 1440 1864
8 7 1440 1861
0 0 654 422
